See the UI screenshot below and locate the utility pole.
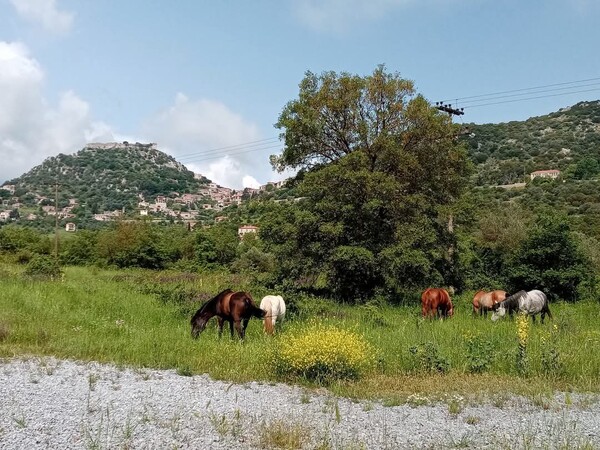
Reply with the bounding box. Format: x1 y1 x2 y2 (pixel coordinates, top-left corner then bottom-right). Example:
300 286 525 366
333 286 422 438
54 182 59 260
435 101 464 116
435 101 465 285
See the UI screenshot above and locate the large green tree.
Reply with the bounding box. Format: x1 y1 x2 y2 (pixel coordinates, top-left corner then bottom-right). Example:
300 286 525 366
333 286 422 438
264 66 471 300
507 213 594 302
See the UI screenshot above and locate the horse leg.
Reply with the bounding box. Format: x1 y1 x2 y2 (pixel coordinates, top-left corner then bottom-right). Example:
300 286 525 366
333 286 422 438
234 320 244 340
541 312 545 324
242 318 250 335
229 320 235 339
531 314 537 324
217 317 225 338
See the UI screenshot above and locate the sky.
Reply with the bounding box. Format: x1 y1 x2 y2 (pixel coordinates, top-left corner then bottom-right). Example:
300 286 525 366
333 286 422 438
1 0 599 189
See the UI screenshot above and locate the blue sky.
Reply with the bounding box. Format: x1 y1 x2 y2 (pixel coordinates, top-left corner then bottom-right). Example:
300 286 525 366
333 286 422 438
1 0 599 188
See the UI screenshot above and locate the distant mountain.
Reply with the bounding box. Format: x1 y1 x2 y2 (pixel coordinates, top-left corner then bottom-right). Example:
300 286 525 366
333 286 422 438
4 142 210 212
464 100 600 185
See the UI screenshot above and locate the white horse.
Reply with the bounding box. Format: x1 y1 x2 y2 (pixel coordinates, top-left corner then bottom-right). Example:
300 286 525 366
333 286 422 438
491 289 552 323
259 295 286 335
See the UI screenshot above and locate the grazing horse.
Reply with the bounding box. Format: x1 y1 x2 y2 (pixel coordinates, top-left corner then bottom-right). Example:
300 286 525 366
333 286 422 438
472 290 506 317
421 288 454 319
491 289 552 323
259 295 286 335
190 289 265 340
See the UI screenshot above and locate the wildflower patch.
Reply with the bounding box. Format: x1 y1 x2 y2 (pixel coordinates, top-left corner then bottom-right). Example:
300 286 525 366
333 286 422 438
271 323 375 383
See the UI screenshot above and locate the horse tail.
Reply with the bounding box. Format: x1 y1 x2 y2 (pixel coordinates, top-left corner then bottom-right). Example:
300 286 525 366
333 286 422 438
263 299 274 335
544 302 553 319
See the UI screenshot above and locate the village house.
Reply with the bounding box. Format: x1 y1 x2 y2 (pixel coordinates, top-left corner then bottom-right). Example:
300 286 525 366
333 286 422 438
238 225 259 237
65 222 77 232
0 185 15 194
530 169 561 180
0 211 11 221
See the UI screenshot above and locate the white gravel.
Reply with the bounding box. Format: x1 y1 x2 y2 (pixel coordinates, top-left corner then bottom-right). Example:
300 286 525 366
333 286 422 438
1 357 599 449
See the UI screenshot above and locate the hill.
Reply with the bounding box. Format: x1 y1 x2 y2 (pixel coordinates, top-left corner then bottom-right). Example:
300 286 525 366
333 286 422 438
464 100 600 185
2 142 210 213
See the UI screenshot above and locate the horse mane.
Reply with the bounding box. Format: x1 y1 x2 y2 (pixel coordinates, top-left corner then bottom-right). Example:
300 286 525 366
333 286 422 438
191 288 233 324
502 290 526 311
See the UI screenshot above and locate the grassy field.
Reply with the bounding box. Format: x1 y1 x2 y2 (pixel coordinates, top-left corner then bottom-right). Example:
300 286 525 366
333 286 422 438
2 263 600 404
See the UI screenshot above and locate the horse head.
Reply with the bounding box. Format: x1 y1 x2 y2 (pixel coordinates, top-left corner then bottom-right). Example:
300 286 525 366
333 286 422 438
190 305 212 339
491 304 506 321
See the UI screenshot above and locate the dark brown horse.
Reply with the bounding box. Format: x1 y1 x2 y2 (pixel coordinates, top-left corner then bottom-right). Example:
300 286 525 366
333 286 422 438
472 290 506 317
421 288 454 319
190 289 265 340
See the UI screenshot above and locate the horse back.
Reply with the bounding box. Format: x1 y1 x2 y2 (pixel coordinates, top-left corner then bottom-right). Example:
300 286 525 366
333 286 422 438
472 290 485 308
524 290 547 313
480 290 506 308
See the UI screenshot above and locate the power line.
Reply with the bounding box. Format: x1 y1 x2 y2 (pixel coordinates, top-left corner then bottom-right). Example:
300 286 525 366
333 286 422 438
440 76 600 103
462 87 600 110
176 137 279 160
181 144 283 164
457 82 600 107
168 76 600 165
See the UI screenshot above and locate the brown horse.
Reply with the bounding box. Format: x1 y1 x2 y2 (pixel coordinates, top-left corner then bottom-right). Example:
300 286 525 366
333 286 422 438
421 288 454 319
472 290 506 317
190 289 265 340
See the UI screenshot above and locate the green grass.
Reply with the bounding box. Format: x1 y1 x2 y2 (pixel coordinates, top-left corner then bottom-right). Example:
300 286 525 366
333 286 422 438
2 263 600 403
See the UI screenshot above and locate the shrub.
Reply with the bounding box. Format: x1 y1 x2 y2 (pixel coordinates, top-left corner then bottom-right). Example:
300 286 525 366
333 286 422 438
272 323 374 383
24 255 63 279
463 332 495 373
408 342 450 374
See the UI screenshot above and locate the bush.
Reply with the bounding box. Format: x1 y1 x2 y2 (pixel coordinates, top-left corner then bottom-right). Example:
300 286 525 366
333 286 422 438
272 323 374 383
24 255 63 279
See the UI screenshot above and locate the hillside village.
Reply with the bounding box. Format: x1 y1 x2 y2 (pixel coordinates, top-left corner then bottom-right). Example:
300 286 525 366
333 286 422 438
0 142 289 230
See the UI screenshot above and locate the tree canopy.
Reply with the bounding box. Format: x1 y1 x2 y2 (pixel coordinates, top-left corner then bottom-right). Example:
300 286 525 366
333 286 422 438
264 66 471 300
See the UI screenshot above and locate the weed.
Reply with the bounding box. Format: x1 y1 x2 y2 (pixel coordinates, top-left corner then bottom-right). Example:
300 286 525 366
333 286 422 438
362 401 374 412
532 393 552 410
465 415 480 425
176 365 193 377
88 373 99 391
447 432 473 449
463 331 495 373
447 395 465 415
12 414 26 429
541 324 563 377
209 413 230 437
516 314 530 376
409 342 450 374
0 321 10 342
334 400 341 423
299 391 311 404
406 394 429 408
257 419 308 450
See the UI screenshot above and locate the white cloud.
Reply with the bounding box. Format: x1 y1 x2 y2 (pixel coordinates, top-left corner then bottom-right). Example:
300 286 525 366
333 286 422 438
242 175 261 189
142 93 278 189
0 41 115 183
9 0 74 34
294 0 413 33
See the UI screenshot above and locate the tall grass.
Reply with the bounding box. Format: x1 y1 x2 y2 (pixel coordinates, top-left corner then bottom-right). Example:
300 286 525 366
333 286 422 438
2 263 600 401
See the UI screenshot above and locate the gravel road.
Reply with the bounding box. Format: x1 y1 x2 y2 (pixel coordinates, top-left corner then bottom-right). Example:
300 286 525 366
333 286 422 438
1 357 599 449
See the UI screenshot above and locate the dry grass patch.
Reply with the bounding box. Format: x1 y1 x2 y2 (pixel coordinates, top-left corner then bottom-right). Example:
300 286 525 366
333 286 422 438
257 419 310 450
331 372 600 405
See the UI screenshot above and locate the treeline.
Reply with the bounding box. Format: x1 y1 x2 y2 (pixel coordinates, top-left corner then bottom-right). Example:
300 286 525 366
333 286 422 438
1 198 597 305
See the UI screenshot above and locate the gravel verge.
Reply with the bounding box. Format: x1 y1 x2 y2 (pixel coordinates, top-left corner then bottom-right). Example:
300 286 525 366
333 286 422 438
1 357 599 449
